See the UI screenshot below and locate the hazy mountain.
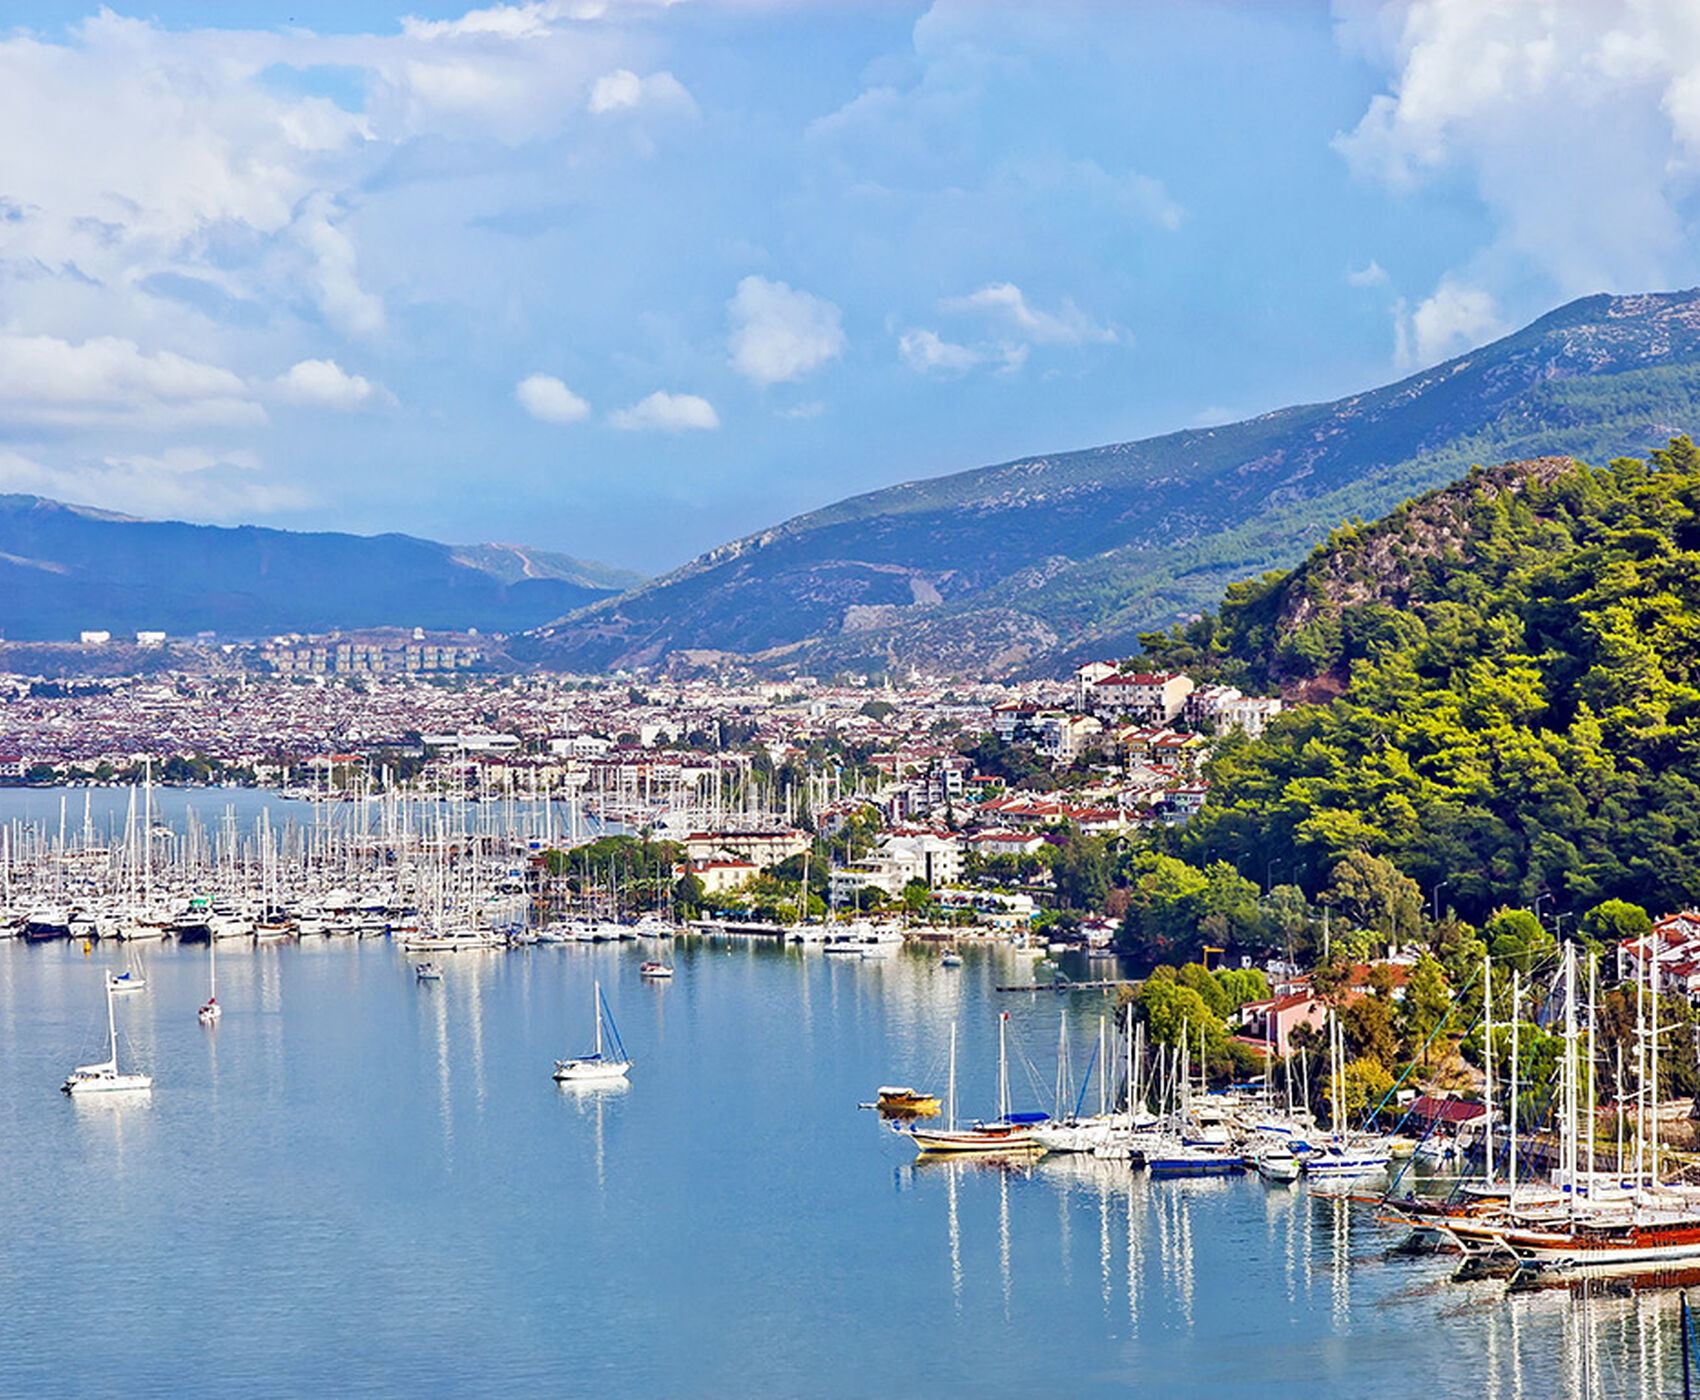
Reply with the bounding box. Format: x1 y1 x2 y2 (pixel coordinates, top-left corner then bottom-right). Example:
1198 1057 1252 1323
0 498 643 640
525 289 1700 677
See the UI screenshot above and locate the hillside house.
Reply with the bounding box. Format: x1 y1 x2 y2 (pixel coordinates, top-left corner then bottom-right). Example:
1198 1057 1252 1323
1085 671 1195 723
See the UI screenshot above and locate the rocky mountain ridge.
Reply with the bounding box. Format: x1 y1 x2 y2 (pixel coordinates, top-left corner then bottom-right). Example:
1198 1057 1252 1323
0 496 641 641
527 289 1700 678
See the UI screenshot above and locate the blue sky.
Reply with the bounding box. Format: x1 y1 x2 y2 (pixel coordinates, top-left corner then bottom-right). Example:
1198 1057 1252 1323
2 1 1699 574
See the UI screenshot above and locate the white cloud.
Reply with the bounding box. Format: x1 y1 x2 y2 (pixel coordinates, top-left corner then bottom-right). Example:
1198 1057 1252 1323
294 193 385 338
275 359 377 410
1335 0 1700 297
610 390 719 431
588 69 696 117
897 328 1031 377
402 3 562 42
0 334 264 430
941 282 1117 346
402 1 684 43
1395 279 1503 368
516 372 591 423
726 275 846 386
1346 259 1389 288
898 329 984 376
0 446 307 520
0 3 689 364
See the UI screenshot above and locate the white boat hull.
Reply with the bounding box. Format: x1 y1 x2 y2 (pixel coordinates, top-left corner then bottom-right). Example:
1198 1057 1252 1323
553 1058 631 1083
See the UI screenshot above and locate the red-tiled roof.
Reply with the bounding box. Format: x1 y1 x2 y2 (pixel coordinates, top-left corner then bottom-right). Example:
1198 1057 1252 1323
1411 1095 1485 1124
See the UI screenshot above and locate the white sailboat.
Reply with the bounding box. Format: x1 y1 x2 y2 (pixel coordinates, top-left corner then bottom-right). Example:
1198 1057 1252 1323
62 976 152 1095
198 936 222 1025
553 979 631 1083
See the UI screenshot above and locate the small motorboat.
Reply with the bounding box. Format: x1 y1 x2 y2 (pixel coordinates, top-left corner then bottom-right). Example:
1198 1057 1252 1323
1252 1144 1302 1183
639 961 674 979
415 962 443 982
940 951 964 968
107 969 146 994
876 1085 942 1117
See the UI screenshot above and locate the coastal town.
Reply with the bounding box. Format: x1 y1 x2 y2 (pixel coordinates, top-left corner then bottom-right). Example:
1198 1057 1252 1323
0 652 1273 931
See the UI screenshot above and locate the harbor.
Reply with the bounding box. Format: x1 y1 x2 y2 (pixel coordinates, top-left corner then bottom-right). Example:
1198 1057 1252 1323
1 921 1694 1397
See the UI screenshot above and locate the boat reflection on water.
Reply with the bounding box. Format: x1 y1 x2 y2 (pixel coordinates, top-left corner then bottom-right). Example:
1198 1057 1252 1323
1509 1259 1700 1296
557 1076 628 1189
909 1149 1041 1176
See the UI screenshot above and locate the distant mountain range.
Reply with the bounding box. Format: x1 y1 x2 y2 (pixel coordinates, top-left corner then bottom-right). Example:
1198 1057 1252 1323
524 289 1700 678
0 497 644 641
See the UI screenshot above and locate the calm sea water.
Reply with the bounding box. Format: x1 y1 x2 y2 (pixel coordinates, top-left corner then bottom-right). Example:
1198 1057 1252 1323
0 930 1683 1399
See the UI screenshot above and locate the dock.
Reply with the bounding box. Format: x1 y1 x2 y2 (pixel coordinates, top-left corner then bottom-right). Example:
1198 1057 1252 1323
996 979 1135 993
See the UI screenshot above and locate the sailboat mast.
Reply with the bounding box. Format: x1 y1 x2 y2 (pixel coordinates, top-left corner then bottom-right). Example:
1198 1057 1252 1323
1509 970 1520 1198
1651 934 1662 1184
1563 941 1577 1210
1097 1016 1106 1119
1586 950 1597 1194
1054 1014 1067 1120
106 978 119 1067
1483 950 1494 1181
1636 942 1647 1189
947 1023 957 1132
594 980 604 1058
998 1012 1010 1122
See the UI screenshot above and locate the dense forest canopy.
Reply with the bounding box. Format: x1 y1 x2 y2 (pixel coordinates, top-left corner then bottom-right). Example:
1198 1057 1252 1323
1140 438 1700 923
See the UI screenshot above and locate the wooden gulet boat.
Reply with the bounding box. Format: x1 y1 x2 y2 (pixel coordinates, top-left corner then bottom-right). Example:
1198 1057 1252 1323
907 1016 1046 1156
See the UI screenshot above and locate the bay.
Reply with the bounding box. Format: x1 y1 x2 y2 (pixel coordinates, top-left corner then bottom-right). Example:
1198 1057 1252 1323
0 930 1681 1398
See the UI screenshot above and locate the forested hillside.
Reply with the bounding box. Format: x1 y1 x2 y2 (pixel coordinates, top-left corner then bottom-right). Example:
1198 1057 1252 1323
1142 438 1700 922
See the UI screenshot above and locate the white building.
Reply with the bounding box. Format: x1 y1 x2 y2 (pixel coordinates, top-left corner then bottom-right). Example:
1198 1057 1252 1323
1186 683 1283 739
829 829 963 900
1085 671 1194 723
684 857 758 896
1033 712 1102 763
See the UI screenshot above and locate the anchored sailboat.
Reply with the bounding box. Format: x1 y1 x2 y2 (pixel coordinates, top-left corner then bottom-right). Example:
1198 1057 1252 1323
908 1015 1046 1155
198 936 221 1025
63 976 152 1095
554 979 631 1083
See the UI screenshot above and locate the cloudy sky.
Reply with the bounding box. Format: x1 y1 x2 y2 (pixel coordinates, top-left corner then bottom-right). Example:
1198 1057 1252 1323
4 0 1700 574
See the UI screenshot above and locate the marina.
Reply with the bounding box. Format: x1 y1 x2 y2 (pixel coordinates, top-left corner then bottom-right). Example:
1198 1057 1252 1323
1 924 1693 1396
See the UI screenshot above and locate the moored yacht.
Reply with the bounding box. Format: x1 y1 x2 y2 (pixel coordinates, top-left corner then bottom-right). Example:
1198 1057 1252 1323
554 980 632 1083
63 977 152 1096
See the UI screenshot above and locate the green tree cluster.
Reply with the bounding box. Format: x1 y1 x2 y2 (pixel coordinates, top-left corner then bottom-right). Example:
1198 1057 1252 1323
1156 441 1700 921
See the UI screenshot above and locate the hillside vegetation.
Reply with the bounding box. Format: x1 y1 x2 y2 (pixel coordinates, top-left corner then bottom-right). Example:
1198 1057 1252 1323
1141 437 1700 922
532 290 1700 677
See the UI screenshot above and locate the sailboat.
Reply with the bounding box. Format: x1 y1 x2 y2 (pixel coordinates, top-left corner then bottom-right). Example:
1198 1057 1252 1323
908 1015 1047 1155
62 976 153 1095
1299 1009 1391 1178
1032 1014 1121 1153
553 979 631 1082
198 936 222 1025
